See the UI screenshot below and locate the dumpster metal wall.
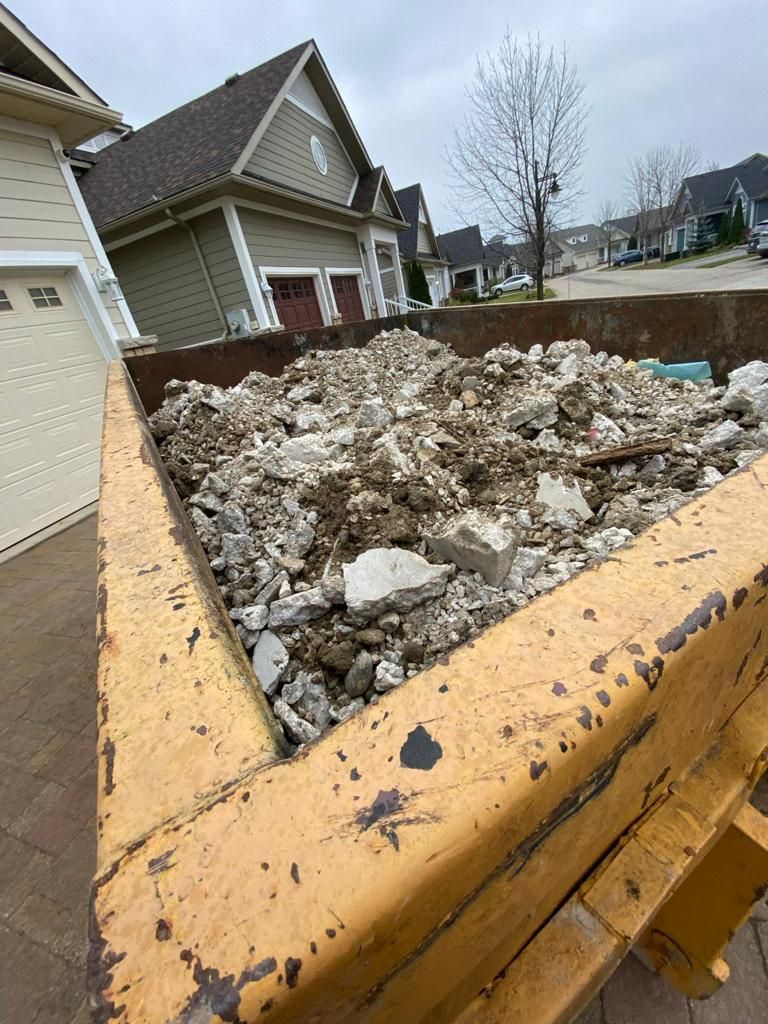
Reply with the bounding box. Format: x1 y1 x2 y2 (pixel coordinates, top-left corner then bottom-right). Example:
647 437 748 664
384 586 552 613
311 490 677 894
124 289 768 414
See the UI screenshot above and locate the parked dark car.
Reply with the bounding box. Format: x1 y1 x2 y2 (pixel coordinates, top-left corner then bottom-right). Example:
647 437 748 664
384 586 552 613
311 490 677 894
613 249 644 266
747 221 768 253
644 245 660 259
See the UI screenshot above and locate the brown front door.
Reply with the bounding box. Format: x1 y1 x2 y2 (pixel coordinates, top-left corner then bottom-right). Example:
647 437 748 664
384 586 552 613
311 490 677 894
269 277 324 330
331 275 365 324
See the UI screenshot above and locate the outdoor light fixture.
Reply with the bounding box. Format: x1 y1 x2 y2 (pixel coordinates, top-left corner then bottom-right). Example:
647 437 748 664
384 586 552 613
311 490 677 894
93 266 124 302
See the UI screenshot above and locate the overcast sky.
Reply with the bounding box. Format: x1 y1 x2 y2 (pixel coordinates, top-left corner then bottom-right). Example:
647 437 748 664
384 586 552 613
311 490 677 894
17 0 765 233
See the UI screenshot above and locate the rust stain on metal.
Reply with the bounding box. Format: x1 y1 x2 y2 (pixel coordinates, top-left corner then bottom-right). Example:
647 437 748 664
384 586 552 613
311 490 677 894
399 725 443 771
656 591 727 654
102 737 115 796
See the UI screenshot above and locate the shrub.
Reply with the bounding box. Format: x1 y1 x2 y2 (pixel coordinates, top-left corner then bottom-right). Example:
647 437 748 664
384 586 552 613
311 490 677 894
729 198 745 244
716 211 731 246
406 261 431 306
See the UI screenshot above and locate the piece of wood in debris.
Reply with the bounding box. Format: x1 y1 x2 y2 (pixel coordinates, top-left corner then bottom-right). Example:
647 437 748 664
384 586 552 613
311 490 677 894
580 438 673 467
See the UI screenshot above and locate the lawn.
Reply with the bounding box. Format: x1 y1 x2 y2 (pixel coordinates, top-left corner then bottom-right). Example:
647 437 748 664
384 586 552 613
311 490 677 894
696 253 750 269
487 286 556 303
608 246 740 271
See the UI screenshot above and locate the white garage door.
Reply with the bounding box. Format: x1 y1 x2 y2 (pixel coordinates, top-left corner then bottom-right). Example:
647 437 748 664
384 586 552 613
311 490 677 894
0 273 107 552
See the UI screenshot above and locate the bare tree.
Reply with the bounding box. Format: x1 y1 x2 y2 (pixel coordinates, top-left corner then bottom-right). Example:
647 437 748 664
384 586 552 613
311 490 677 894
625 143 700 261
596 198 622 264
446 32 587 300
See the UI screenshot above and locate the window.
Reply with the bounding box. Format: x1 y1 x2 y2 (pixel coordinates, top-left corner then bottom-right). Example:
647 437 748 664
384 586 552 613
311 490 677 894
0 288 12 312
28 286 63 309
310 135 327 175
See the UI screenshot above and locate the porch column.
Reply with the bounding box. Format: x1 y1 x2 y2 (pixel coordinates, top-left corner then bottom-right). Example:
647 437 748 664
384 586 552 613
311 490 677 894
475 266 483 295
359 228 385 317
391 244 406 301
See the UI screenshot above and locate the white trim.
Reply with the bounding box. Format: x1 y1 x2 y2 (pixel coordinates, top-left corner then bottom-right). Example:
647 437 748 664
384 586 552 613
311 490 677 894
258 265 333 326
358 227 385 316
285 91 333 130
324 266 371 319
51 133 140 337
221 201 271 329
346 174 360 207
233 45 313 174
0 250 122 360
310 135 328 175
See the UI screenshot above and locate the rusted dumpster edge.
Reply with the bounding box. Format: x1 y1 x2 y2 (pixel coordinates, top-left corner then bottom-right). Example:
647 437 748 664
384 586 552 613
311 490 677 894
95 361 287 869
89 416 768 1024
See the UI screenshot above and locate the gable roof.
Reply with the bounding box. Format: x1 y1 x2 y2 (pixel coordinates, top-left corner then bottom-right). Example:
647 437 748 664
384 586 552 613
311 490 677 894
551 223 603 254
682 154 768 213
436 224 485 266
0 2 105 103
78 42 309 228
394 183 441 259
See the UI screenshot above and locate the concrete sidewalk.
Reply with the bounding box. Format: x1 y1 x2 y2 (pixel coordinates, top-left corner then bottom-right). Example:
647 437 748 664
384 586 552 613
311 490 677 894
0 515 766 1022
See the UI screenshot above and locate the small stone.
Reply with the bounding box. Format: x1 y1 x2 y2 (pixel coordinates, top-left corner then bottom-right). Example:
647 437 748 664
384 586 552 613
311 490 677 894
461 390 479 409
274 700 320 745
220 532 257 566
503 393 558 430
319 641 355 674
268 588 332 628
532 429 563 453
374 661 405 692
516 509 533 529
637 454 666 480
462 376 483 392
283 521 315 558
281 435 335 464
355 628 386 646
319 575 346 603
293 408 329 434
239 604 269 632
251 631 289 696
189 491 224 514
448 399 464 413
330 699 364 723
201 472 228 496
424 511 519 587
754 423 768 449
535 472 593 522
377 612 400 634
699 420 745 452
344 651 374 697
402 640 425 664
298 678 332 730
583 527 633 558
281 675 307 704
253 571 288 607
512 547 548 579
590 412 625 444
217 505 249 535
343 548 452 618
699 466 724 488
276 555 305 576
329 427 356 446
484 362 506 380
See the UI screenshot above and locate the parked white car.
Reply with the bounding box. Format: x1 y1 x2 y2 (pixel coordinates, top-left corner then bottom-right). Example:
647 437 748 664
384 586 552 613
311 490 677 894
491 273 534 297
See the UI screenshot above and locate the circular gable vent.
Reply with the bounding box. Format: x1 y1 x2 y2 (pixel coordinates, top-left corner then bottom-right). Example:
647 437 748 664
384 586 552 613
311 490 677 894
310 135 328 175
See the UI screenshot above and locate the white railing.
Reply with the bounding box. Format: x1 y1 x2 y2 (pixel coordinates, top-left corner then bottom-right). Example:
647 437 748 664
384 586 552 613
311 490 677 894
383 295 434 315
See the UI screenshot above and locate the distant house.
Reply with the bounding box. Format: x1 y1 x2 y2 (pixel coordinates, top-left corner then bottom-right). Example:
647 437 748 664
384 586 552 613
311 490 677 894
670 154 768 251
393 184 451 306
484 236 563 278
77 40 414 345
551 223 626 271
436 224 495 296
607 210 668 255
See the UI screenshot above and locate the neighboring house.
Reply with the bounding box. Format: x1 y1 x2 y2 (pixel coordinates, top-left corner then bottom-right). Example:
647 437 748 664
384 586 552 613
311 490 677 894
77 41 410 347
671 154 768 251
607 210 668 255
393 183 451 306
551 224 615 271
436 224 496 296
0 4 142 558
491 237 564 279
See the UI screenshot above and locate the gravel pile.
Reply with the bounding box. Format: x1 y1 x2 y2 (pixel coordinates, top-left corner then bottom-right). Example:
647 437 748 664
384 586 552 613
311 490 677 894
150 329 768 748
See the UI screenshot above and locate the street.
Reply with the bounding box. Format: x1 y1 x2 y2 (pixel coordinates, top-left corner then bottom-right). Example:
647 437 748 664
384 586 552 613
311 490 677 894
549 253 768 300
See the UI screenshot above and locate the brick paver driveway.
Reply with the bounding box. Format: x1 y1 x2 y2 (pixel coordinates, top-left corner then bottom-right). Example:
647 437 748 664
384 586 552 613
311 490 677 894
0 515 766 1022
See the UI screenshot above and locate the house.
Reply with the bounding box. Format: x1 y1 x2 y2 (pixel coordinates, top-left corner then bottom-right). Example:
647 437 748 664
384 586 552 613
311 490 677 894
485 236 564 279
77 41 412 347
551 223 624 271
606 210 669 256
671 154 768 251
0 4 142 559
393 184 451 306
436 224 497 296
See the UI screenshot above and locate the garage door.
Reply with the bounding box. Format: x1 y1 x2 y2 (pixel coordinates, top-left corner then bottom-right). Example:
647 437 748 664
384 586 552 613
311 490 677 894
330 275 365 323
0 274 107 552
269 277 324 331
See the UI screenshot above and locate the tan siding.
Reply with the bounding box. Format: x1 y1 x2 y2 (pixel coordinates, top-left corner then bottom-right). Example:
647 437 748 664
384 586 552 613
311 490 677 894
375 192 393 216
416 223 431 253
0 127 131 338
381 269 398 300
192 210 251 315
109 226 223 351
245 100 357 205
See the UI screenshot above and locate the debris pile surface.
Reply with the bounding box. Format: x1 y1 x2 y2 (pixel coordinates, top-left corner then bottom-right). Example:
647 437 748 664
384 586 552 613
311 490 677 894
150 330 768 747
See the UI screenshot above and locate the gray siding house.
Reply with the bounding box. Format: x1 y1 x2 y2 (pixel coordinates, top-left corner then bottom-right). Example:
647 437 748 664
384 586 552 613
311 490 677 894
77 41 413 349
393 183 451 305
671 154 768 250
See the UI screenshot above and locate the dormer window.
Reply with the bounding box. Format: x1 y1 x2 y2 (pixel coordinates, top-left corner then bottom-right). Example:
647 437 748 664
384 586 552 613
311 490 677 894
310 135 327 175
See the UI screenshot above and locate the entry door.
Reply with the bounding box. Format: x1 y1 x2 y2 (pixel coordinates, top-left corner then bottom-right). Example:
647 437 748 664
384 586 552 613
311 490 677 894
0 274 107 552
268 277 324 331
330 275 365 323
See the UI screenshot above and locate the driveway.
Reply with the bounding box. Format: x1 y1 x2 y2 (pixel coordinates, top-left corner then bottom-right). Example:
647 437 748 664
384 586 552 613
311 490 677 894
551 254 768 301
0 516 766 1022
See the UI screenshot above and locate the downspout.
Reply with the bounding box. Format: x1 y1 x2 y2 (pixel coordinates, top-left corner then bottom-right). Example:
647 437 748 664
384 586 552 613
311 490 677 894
164 208 228 333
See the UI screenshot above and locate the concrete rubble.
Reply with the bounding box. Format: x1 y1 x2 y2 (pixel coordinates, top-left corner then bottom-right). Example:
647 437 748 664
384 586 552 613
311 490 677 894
151 328 768 748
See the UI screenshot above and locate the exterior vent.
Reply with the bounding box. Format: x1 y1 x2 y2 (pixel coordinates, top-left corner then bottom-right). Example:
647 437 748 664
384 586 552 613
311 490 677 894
225 73 241 87
226 309 251 338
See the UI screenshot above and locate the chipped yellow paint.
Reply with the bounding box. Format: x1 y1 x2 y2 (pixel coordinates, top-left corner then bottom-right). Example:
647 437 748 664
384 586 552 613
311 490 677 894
96 363 286 868
93 370 768 1024
455 683 768 1023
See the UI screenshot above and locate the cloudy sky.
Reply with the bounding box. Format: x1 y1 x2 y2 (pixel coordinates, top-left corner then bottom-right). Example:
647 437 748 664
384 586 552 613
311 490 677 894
17 0 765 233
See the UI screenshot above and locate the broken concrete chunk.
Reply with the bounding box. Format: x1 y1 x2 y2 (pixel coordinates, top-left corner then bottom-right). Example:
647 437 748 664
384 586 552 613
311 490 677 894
201 472 228 496
699 466 724 488
424 512 519 587
251 631 289 696
590 412 626 444
343 548 451 618
239 604 269 632
220 532 258 566
298 678 332 730
512 546 548 579
583 527 633 558
217 504 249 535
723 361 768 413
293 409 329 434
483 344 522 367
268 588 332 628
274 699 320 745
698 420 745 452
188 491 225 514
374 660 405 692
535 472 593 521
281 674 307 705
503 393 558 430
329 426 356 446
319 575 346 604
281 435 336 464
357 399 393 429
637 454 666 480
461 390 480 409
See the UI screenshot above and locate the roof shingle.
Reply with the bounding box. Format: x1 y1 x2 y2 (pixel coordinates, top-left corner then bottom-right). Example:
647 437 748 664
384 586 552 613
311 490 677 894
78 42 309 228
